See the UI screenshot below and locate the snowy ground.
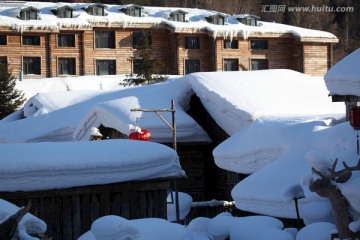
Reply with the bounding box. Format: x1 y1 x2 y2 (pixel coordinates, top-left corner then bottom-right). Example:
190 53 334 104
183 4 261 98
0 64 359 239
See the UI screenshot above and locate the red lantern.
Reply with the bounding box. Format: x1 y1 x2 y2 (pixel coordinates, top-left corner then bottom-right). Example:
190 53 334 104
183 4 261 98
350 107 360 130
129 129 151 141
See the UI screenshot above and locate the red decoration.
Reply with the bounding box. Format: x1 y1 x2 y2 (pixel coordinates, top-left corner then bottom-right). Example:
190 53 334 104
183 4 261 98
350 107 360 130
129 129 151 141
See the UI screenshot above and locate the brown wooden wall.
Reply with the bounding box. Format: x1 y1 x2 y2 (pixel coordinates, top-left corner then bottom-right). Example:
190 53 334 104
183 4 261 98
0 30 50 78
0 26 334 78
215 34 298 71
50 31 83 77
177 33 215 74
302 42 330 76
0 180 170 240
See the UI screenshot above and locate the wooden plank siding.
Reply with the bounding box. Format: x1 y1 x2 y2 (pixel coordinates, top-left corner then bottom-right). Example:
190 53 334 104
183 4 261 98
0 179 170 240
0 26 335 78
177 33 215 74
215 35 299 71
302 42 330 76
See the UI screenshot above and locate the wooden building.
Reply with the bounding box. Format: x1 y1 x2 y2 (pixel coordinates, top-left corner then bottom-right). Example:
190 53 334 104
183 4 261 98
0 2 338 79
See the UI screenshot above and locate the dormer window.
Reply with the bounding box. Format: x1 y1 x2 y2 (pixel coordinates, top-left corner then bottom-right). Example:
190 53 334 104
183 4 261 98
169 10 187 22
237 14 260 26
19 7 39 20
206 14 227 25
120 5 143 17
84 3 107 16
51 6 73 18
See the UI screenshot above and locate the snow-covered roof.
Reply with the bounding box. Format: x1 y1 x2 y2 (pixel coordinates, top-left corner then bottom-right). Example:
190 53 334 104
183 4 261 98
324 48 360 96
0 76 210 143
0 139 184 192
185 69 344 136
228 121 359 219
73 78 210 142
0 1 338 40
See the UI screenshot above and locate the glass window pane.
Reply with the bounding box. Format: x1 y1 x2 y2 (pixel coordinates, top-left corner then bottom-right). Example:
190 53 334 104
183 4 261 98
185 59 200 74
96 60 116 75
0 36 6 45
23 57 41 75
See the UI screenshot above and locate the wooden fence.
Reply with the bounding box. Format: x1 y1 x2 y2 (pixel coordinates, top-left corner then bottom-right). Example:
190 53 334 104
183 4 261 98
0 179 170 240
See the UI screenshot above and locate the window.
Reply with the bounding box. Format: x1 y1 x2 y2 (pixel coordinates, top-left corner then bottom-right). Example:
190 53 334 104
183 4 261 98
96 60 116 75
185 37 200 49
58 34 75 47
0 35 7 45
224 59 239 71
58 58 75 75
95 31 115 49
23 57 41 75
0 57 7 67
121 6 142 17
20 10 38 20
22 36 40 46
238 17 258 26
207 16 225 25
250 40 268 50
224 40 238 49
251 59 268 70
129 8 141 17
89 6 105 16
58 9 72 18
170 12 185 22
185 59 200 74
132 31 152 48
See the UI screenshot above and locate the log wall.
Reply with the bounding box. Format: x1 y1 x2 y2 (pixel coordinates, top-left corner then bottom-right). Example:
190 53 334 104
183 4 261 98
302 42 330 76
0 180 170 240
215 34 299 72
0 27 334 78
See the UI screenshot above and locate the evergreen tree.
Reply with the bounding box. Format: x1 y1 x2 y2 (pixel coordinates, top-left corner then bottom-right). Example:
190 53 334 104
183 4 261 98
121 31 168 87
0 64 26 119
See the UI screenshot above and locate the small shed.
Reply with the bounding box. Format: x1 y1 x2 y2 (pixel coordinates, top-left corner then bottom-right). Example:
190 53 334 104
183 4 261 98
0 140 184 239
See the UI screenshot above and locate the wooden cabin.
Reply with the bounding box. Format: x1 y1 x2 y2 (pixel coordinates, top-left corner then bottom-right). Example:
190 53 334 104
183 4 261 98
0 140 184 239
0 2 338 79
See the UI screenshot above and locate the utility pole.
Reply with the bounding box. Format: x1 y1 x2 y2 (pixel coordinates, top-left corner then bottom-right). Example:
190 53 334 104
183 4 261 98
130 99 180 223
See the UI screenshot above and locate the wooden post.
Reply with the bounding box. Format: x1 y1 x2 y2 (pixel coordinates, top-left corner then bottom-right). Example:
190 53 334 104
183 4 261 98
130 99 181 223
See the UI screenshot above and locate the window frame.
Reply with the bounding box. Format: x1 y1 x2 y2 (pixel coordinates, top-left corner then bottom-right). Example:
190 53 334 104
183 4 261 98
58 9 73 18
95 31 115 49
20 10 38 20
22 35 41 46
89 6 105 16
58 58 76 76
224 59 239 71
250 59 269 70
58 34 75 47
23 56 41 75
250 40 268 50
239 17 258 26
185 36 200 49
185 59 200 74
0 35 7 45
170 12 185 22
95 59 116 75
